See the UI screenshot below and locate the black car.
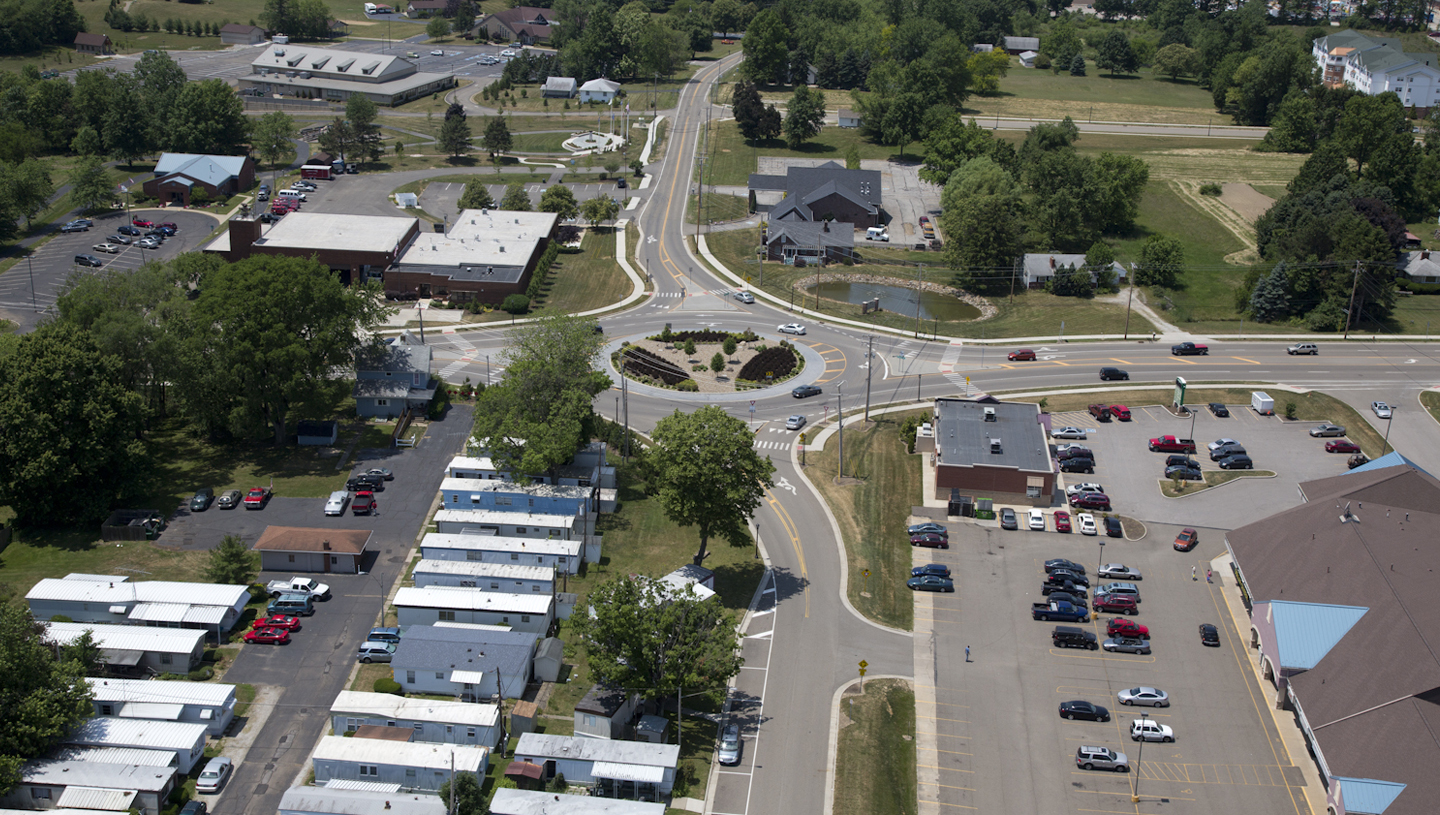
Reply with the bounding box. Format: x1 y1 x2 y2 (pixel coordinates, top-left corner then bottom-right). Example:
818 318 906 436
179 801 207 815
156 225 177 236
1217 453 1253 470
792 385 822 398
1209 443 1246 461
911 563 951 578
1059 457 1095 474
1044 558 1086 576
1059 700 1111 722
1164 455 1200 469
60 221 90 233
74 254 104 268
1104 517 1123 538
1199 623 1221 647
1099 367 1129 381
117 224 141 236
1047 569 1089 588
616 176 628 189
1042 581 1087 599
1047 590 1087 609
1053 626 1098 649
190 488 214 512
1165 465 1203 481
1207 403 1230 417
1055 446 1093 461
345 474 384 492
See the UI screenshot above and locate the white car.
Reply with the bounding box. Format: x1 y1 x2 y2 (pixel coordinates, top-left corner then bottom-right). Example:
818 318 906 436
1117 686 1170 707
734 291 755 304
778 323 806 335
1097 563 1142 580
430 49 444 56
1066 482 1105 496
1207 437 1240 452
1077 513 1097 536
785 414 806 430
324 490 350 516
1027 508 1046 531
1130 718 1174 742
1372 401 1392 419
195 756 233 793
501 49 516 56
1050 427 1086 440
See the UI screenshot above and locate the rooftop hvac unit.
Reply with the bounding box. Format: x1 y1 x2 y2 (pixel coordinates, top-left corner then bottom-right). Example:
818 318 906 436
990 438 1002 454
299 72 311 79
984 407 996 422
273 48 285 56
499 245 505 252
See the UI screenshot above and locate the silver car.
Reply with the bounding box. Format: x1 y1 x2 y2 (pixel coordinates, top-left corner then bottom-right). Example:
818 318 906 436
195 756 232 793
1372 401 1392 419
778 323 806 335
717 723 742 765
1309 423 1346 437
357 642 396 663
1102 636 1151 655
1117 686 1170 707
734 291 755 304
1097 564 1142 580
325 490 351 516
785 414 806 430
1076 745 1129 772
1050 426 1086 440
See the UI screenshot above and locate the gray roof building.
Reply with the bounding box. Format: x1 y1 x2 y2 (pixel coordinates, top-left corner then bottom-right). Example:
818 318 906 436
1398 249 1440 283
279 787 447 815
542 77 577 97
1021 253 1127 288
391 625 538 699
242 46 454 105
490 788 665 815
928 397 1054 507
750 162 883 229
1003 36 1040 53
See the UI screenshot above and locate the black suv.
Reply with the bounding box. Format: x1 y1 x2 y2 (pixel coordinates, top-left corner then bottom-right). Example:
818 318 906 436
346 474 384 492
1209 442 1246 461
1217 453 1253 470
1104 517 1123 538
1165 455 1200 469
1059 457 1095 474
1099 367 1129 381
1053 626 1098 650
1042 581 1087 599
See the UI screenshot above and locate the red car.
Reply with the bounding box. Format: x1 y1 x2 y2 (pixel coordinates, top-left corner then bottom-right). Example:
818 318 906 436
1175 528 1198 552
1107 618 1149 639
910 533 949 549
1325 440 1361 454
252 614 301 631
1094 594 1138 615
1053 510 1071 533
131 217 153 227
1008 349 1036 361
244 487 271 509
244 626 290 645
352 490 377 515
1069 492 1111 511
1109 404 1131 421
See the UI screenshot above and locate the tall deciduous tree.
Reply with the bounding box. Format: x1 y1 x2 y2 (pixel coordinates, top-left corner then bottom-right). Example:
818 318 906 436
458 179 495 210
10 158 54 230
426 15 451 39
0 322 148 526
740 9 787 84
881 93 926 158
539 185 578 220
1136 234 1185 288
500 181 531 211
170 79 249 155
318 118 357 165
1094 30 1138 76
67 155 116 213
579 194 618 228
783 84 825 150
436 773 485 815
204 535 259 586
572 575 744 703
252 111 298 169
0 604 95 793
346 94 383 164
1152 43 1199 81
648 405 776 565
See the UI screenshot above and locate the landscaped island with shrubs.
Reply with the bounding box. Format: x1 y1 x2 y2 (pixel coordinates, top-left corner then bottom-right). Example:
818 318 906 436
615 326 803 393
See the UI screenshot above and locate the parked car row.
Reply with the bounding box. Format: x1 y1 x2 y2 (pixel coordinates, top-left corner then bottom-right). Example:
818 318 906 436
357 626 403 663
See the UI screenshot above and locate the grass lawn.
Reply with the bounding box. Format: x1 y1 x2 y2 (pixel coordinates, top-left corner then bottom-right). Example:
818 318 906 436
0 45 100 74
705 121 905 186
964 67 1221 125
0 528 213 599
706 228 1157 339
349 662 393 692
1421 390 1440 424
833 678 917 815
1159 469 1275 498
509 131 571 153
807 411 925 630
537 228 630 313
689 193 749 224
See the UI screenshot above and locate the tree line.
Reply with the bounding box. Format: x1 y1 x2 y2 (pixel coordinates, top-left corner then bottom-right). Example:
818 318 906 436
0 0 84 55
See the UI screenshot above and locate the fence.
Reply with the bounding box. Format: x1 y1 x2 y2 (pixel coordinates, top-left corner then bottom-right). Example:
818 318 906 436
244 98 341 115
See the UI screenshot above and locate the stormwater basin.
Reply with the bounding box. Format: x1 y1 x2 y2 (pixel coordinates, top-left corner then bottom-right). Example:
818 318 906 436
804 280 981 321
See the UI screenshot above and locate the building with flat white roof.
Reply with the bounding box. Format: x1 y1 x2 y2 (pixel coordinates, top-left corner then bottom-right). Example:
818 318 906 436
240 46 455 105
387 209 559 303
63 718 209 773
490 789 665 815
311 735 489 792
431 510 579 538
512 733 678 796
419 533 583 574
27 575 250 632
440 478 596 517
279 787 447 815
51 746 178 767
46 623 207 675
204 212 421 286
393 586 553 632
0 758 177 815
86 677 237 737
411 559 555 593
330 691 501 747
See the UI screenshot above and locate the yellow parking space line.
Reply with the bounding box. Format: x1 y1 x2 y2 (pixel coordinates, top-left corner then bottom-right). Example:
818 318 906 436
918 763 975 774
919 799 978 810
1110 358 1132 364
916 715 970 724
934 700 970 709
1049 649 1157 663
917 781 976 792
917 731 971 740
1074 789 1196 802
917 746 973 756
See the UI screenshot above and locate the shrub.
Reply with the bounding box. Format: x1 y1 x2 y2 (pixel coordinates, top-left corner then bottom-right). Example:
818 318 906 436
738 345 799 381
675 379 699 391
1284 401 1297 420
710 352 725 373
502 293 530 314
374 677 403 695
1199 183 1222 196
682 338 696 356
188 667 213 681
427 384 451 419
1035 53 1052 70
722 336 737 356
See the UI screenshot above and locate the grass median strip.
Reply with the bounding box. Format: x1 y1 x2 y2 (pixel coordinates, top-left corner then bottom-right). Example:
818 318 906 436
833 678 917 815
1159 469 1275 498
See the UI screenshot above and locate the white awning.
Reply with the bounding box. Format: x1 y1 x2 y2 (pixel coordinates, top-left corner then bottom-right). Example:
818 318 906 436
470 494 482 500
449 669 484 685
324 779 403 792
592 762 664 783
109 605 130 614
117 702 185 721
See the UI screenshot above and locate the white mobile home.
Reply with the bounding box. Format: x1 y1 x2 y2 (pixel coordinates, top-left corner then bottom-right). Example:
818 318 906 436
393 586 554 633
1 758 177 815
511 733 679 797
330 691 502 747
391 626 537 700
489 789 666 815
419 534 583 574
411 559 556 594
311 735 489 792
431 509 580 540
27 575 251 633
279 787 447 815
86 678 237 737
46 623 206 675
573 684 640 740
63 718 209 773
440 479 596 517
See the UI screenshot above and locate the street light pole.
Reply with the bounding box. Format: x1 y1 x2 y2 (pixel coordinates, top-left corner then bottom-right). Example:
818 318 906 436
1132 712 1149 802
1384 408 1396 455
836 385 845 479
1097 539 1105 578
26 254 37 311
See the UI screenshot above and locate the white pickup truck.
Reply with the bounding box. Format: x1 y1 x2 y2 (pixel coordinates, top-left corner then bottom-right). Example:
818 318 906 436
266 576 331 599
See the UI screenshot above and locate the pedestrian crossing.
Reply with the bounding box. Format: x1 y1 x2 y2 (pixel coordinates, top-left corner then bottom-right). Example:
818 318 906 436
753 439 793 451
651 288 739 298
438 358 472 380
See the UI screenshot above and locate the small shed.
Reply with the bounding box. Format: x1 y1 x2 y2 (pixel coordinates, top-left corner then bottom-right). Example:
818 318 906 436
633 715 668 744
1018 50 1038 68
509 700 538 738
74 32 113 55
542 77 577 98
297 420 339 446
219 23 266 45
837 109 861 128
253 526 371 574
533 637 564 682
101 510 164 542
573 684 639 740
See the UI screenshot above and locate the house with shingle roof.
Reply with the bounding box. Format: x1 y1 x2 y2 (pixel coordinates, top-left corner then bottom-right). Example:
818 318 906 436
252 527 372 574
354 330 435 418
142 153 255 208
482 6 554 44
748 161 883 228
74 32 113 55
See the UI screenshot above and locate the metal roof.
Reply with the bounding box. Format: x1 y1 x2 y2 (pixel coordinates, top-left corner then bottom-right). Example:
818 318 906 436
128 603 227 625
318 780 402 793
412 559 554 582
431 510 577 528
1332 778 1407 814
20 759 175 792
440 478 591 500
29 576 248 608
312 736 488 773
391 626 538 684
152 153 250 186
489 788 666 815
65 717 208 751
87 677 236 707
1347 452 1432 478
514 734 679 769
279 786 446 815
55 787 137 811
47 623 206 655
1267 600 1369 670
330 691 499 727
115 702 185 722
420 533 580 556
394 587 553 615
592 761 663 783
51 746 177 767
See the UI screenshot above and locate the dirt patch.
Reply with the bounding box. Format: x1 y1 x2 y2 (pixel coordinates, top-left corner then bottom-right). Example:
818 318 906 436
1219 182 1275 224
1169 180 1260 265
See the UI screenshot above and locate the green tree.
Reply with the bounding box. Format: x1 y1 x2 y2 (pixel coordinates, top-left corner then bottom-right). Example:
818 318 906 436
712 0 742 35
940 157 1025 286
438 110 472 157
346 94 383 164
500 181 531 211
436 773 485 815
1085 152 1150 234
458 179 495 210
580 195 619 228
170 79 249 155
134 50 187 147
203 535 259 586
1084 241 1116 271
10 159 54 230
539 185 578 220
783 84 825 150
1136 234 1185 287
318 117 357 165
881 93 926 158
1152 43 1199 81
252 110 297 170
71 126 103 157
1248 262 1290 322
710 351 725 373
722 336 738 356
648 405 777 564
967 50 1011 95
571 574 744 702
67 155 116 213
452 0 476 35
103 74 150 166
426 15 451 39
921 115 1001 187
0 604 95 792
1094 30 1138 76
0 322 148 526
502 293 531 314
469 314 610 480
731 79 768 142
1069 54 1086 76
1260 91 1317 153
741 9 787 84
481 115 513 158
1041 22 1083 70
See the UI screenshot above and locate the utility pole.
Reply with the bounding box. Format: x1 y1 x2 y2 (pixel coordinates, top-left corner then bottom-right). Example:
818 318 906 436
864 335 873 422
1122 283 1134 339
836 385 845 478
26 254 37 311
1343 260 1361 339
622 370 630 461
915 264 922 338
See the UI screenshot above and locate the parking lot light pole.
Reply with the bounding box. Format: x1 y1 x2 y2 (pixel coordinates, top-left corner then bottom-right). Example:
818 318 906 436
1097 539 1104 579
1384 409 1396 455
1131 711 1148 802
26 254 37 311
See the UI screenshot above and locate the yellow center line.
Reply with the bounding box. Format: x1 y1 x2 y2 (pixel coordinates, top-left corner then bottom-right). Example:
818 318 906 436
764 489 807 617
1231 357 1261 364
1110 358 1132 364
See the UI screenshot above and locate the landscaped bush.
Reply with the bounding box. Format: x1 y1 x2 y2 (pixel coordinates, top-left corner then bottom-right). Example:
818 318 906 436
374 677 403 695
1199 183 1222 196
651 329 734 344
188 668 214 681
675 380 698 391
621 346 691 386
738 345 799 381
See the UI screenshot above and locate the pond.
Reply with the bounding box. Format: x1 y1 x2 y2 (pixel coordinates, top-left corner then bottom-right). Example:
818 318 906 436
804 280 982 322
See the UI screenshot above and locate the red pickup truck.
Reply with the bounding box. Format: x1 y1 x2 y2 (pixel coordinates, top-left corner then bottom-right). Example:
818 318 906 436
1171 342 1209 356
243 487 271 509
1148 435 1197 453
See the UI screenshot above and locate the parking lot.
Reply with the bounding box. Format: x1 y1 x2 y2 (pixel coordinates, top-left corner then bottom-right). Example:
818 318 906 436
916 521 1311 814
1045 401 1355 529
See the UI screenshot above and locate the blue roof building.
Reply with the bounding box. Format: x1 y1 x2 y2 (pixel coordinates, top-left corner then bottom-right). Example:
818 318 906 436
143 153 255 208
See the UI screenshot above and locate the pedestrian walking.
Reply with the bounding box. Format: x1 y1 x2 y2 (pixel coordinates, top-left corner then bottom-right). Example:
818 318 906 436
1206 569 1213 583
1192 565 1197 581
965 645 971 662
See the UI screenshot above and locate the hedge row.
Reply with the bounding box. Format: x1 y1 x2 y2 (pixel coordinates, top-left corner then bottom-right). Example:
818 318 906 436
737 345 799 381
621 346 690 386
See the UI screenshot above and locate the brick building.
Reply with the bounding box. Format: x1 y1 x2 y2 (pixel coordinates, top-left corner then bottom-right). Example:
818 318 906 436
918 397 1055 507
143 153 256 208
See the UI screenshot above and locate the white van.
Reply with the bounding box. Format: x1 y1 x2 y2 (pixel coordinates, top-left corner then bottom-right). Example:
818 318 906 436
277 189 305 201
865 227 889 242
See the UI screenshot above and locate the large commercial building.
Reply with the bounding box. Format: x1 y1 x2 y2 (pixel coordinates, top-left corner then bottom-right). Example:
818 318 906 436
1313 29 1440 112
240 46 455 106
919 397 1054 507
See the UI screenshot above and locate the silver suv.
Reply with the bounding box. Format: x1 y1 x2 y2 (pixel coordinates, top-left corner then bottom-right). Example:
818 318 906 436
1099 582 1140 603
1076 745 1130 772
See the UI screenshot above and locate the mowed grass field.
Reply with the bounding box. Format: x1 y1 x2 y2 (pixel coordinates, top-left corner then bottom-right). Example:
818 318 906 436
964 67 1222 125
